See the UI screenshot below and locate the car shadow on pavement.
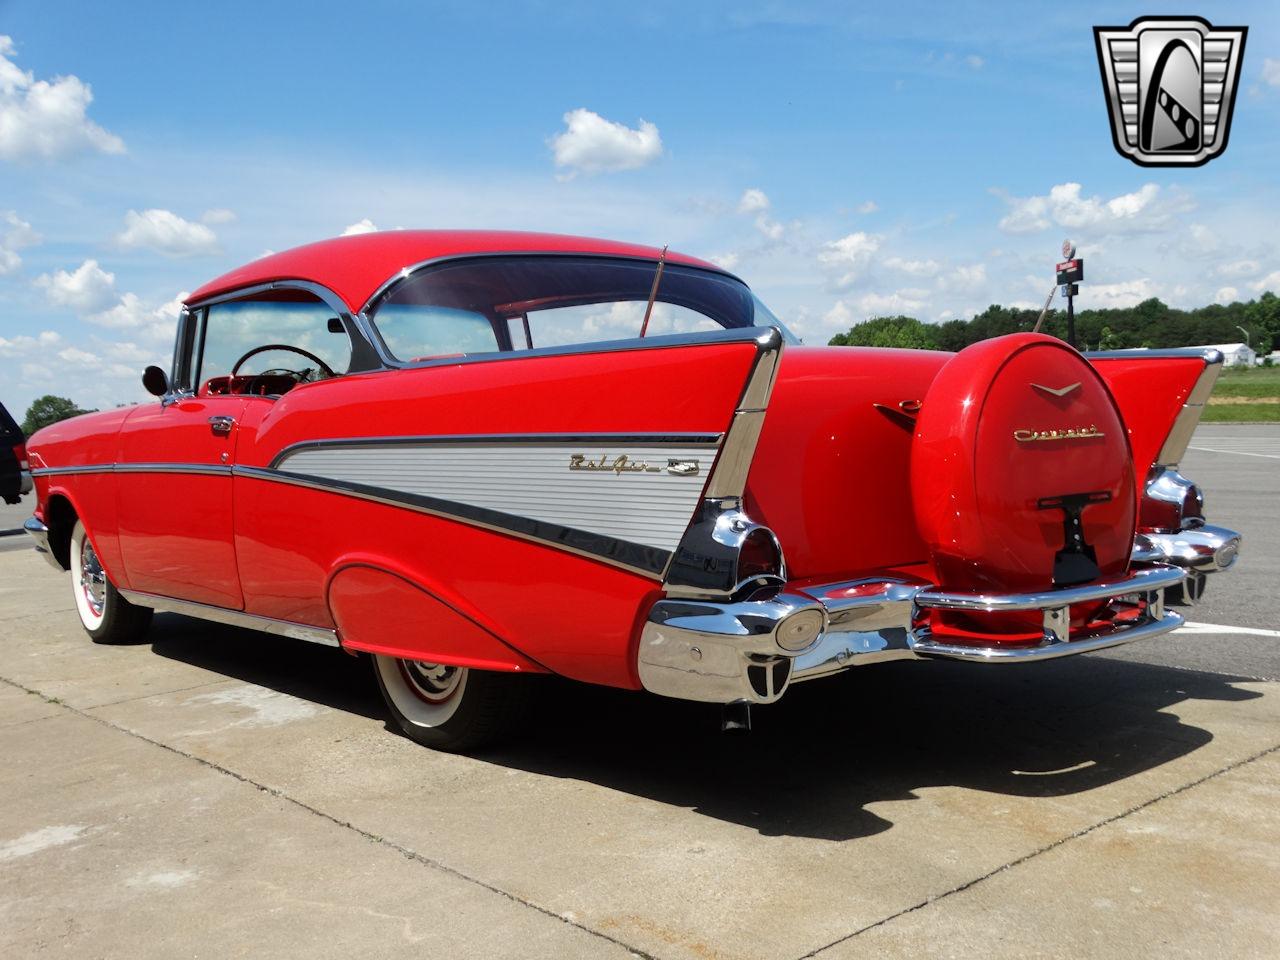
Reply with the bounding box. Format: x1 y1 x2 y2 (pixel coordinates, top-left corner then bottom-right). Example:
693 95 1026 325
147 612 386 722
146 613 1261 842
485 658 1260 841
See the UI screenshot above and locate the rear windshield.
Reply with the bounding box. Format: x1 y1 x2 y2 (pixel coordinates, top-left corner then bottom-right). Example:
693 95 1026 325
366 255 789 362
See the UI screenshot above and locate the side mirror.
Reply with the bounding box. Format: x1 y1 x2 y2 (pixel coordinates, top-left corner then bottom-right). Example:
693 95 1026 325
142 365 170 397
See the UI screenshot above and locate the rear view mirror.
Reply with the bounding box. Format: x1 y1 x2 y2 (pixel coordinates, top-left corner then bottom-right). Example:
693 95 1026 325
327 317 344 333
142 365 169 397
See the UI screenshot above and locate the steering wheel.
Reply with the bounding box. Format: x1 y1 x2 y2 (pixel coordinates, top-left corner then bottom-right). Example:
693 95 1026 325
230 344 337 381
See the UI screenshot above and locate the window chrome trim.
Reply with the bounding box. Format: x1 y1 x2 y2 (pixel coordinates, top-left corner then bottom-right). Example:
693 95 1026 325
359 250 746 317
357 251 793 370
183 279 383 376
118 589 339 647
268 432 723 470
233 465 672 578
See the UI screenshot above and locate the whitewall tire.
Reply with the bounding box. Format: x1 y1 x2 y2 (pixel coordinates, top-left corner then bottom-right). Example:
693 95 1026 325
372 655 530 753
70 520 152 644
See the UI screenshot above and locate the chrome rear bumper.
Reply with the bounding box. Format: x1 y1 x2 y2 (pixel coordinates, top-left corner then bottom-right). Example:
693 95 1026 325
638 564 1188 704
1132 524 1241 604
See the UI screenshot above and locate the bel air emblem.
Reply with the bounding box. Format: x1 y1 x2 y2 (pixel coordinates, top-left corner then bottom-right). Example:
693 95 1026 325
569 454 700 476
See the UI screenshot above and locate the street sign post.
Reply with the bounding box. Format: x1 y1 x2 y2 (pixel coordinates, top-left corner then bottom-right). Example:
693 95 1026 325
1057 241 1082 347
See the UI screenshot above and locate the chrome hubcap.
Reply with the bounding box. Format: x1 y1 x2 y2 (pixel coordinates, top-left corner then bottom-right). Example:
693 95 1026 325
400 661 463 704
79 538 106 617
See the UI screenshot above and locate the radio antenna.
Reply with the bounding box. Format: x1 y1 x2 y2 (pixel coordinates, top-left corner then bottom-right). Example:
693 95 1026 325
639 244 668 338
1031 282 1058 334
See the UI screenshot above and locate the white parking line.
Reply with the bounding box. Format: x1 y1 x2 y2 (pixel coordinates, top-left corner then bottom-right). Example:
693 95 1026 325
1181 621 1280 638
1189 435 1280 460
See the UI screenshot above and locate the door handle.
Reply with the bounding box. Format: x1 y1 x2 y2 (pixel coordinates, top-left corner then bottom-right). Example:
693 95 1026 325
208 415 236 435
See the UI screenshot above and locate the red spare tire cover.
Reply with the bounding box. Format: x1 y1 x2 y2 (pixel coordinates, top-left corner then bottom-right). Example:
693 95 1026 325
911 333 1135 595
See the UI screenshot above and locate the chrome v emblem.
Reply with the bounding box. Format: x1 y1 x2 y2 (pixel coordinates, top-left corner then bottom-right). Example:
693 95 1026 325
1032 381 1081 398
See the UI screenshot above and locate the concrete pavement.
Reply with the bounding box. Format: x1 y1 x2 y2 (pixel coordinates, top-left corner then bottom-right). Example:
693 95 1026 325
1 426 1277 959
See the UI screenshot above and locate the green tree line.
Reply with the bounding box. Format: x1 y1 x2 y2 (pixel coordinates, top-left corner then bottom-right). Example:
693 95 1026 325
828 291 1280 354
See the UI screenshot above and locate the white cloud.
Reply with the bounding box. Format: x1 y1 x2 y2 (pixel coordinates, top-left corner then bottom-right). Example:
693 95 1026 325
0 330 61 355
1079 278 1157 309
88 290 186 342
856 200 879 214
965 55 985 69
1215 286 1239 304
34 259 117 312
549 108 662 178
0 209 40 274
996 182 1173 235
938 262 987 291
1217 259 1260 278
1263 59 1280 87
116 209 219 256
201 208 237 224
340 218 378 236
1251 270 1280 293
857 289 929 314
708 252 740 270
57 345 97 366
883 255 939 277
818 231 882 286
738 188 770 214
0 35 125 162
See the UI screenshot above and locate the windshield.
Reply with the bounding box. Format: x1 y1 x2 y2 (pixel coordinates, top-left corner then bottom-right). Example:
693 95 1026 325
366 255 792 362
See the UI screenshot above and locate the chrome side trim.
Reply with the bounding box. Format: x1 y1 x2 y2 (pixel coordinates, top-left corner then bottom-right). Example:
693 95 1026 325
269 432 723 470
118 590 340 647
23 517 63 571
29 465 115 477
31 463 232 477
1085 348 1225 362
233 465 671 578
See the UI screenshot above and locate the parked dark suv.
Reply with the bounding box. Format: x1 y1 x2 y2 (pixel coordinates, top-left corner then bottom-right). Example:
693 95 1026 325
0 402 30 505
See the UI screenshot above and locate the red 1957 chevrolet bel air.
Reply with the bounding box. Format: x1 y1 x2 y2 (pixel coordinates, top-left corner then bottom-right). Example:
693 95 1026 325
23 231 1242 751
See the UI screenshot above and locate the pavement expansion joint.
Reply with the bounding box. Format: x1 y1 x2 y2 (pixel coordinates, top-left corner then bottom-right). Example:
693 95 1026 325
0 672 660 960
797 737 1280 960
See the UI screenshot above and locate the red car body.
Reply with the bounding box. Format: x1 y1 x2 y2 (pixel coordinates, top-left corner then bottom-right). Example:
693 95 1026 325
23 231 1242 749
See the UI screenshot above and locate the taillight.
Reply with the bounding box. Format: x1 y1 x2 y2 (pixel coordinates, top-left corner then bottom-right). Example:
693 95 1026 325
737 528 784 584
13 442 27 471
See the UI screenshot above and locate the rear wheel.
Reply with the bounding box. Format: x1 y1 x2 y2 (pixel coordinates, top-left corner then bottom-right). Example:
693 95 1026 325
70 520 152 643
372 655 529 753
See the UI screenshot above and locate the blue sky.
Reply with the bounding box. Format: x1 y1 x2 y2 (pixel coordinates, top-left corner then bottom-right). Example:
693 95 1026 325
2 0 1278 414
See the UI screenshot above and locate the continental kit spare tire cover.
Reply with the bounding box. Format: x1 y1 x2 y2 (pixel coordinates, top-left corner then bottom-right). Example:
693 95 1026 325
911 333 1136 595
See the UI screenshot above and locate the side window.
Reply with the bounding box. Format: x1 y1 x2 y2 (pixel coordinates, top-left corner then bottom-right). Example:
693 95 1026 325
518 302 720 350
194 295 354 396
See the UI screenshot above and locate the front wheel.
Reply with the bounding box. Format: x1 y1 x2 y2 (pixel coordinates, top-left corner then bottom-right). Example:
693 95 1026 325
70 520 152 643
372 656 530 753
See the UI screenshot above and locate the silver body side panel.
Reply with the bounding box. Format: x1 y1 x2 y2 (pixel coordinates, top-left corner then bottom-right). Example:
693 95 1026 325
277 441 719 554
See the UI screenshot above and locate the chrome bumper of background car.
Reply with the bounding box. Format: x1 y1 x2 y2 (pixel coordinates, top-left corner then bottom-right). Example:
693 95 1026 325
23 517 62 571
638 563 1190 704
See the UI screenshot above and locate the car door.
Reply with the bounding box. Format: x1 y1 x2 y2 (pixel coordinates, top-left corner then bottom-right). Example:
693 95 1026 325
114 394 247 607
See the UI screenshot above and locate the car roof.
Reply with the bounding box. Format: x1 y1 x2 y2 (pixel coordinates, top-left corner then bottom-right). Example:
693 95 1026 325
186 230 729 314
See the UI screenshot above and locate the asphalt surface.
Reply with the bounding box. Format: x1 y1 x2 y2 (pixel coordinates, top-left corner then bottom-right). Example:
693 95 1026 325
1 424 1277 959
